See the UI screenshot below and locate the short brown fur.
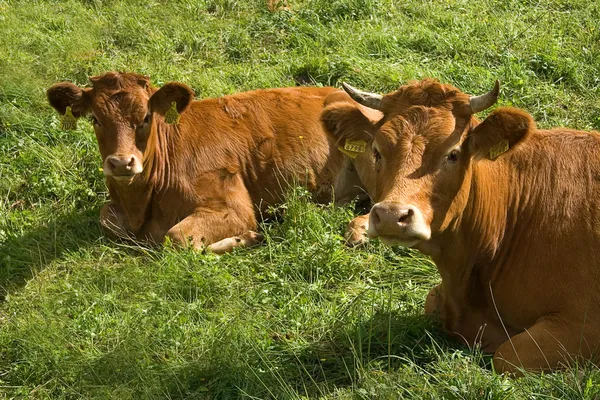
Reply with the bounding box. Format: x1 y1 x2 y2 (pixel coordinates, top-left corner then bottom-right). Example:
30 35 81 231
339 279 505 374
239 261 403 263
323 78 600 374
48 72 369 252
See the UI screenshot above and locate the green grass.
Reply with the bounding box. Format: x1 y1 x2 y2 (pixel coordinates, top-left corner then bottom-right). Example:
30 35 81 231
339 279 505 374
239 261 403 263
1 0 600 398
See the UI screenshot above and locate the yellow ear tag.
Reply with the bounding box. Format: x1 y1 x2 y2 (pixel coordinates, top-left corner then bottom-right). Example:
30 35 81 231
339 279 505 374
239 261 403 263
344 139 367 153
338 146 359 159
60 106 78 131
164 101 180 125
489 140 509 160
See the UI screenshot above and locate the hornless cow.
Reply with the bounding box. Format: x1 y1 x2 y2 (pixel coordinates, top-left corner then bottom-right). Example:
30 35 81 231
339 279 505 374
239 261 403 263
323 78 600 374
47 72 371 253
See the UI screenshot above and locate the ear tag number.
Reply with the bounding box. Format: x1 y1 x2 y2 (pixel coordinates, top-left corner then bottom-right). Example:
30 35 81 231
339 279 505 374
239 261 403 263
344 139 367 153
164 101 180 125
489 140 509 160
60 106 78 131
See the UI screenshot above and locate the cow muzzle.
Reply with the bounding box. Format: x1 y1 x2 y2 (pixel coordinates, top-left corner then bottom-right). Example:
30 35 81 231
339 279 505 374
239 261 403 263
103 154 143 179
368 202 431 247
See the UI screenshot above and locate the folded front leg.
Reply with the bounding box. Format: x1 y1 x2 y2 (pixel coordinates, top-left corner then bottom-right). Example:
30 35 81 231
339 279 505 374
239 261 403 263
424 284 512 353
493 315 600 375
207 231 264 254
166 205 257 251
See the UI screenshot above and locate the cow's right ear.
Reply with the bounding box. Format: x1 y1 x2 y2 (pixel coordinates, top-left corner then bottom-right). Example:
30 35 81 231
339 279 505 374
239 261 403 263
47 82 91 117
466 107 535 160
149 82 194 116
321 102 380 144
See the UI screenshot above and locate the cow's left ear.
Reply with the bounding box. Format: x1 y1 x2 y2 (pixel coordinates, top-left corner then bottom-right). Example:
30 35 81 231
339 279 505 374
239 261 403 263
466 107 535 160
149 82 194 115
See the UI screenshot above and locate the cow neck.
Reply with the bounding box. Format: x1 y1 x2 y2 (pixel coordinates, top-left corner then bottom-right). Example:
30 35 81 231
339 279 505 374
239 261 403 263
464 161 511 260
143 119 172 193
106 119 174 236
107 178 153 235
431 159 512 295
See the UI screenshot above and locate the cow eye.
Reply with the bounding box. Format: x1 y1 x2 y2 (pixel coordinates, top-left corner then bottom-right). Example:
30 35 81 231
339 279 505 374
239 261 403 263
143 113 151 125
373 148 381 163
446 149 459 164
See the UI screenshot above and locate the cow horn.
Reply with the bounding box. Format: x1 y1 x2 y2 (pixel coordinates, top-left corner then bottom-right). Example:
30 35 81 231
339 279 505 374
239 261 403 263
469 80 500 113
341 82 383 110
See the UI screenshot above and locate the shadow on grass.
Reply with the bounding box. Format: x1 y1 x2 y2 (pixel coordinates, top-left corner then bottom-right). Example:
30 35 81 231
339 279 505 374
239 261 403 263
152 311 467 399
281 311 459 395
0 205 103 300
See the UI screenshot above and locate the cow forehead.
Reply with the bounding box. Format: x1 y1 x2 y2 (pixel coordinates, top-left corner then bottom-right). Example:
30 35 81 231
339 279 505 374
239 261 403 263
382 79 471 115
90 71 149 91
88 72 151 120
92 90 149 122
378 107 457 143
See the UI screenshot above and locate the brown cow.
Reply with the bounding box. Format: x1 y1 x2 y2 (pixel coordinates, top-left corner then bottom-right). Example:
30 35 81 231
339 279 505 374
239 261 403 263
323 78 600 375
47 72 370 253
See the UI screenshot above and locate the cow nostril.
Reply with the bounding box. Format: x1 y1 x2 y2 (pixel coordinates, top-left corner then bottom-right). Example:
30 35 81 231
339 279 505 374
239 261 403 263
398 208 413 224
127 157 136 168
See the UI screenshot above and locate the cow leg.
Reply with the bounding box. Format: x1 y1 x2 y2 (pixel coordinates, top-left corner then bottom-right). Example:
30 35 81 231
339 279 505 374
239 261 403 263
345 214 370 246
99 202 131 240
425 284 511 352
206 231 264 254
166 204 258 253
493 316 600 375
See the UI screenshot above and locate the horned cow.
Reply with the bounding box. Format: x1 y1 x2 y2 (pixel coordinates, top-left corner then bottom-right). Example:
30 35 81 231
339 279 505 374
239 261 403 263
323 78 600 374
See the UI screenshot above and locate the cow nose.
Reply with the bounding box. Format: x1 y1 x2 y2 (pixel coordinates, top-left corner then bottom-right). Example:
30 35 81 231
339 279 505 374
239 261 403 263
105 155 137 175
369 202 418 236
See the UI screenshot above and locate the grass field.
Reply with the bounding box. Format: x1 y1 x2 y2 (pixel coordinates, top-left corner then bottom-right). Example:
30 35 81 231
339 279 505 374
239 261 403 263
1 0 600 398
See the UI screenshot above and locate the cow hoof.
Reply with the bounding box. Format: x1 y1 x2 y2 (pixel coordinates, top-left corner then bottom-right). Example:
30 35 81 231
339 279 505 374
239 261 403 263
241 230 264 246
424 285 442 316
344 228 369 247
268 0 289 12
344 215 370 247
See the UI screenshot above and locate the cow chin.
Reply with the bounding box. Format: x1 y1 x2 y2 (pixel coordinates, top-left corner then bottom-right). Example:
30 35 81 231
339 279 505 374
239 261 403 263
110 174 138 183
367 224 431 248
106 170 143 184
378 236 421 248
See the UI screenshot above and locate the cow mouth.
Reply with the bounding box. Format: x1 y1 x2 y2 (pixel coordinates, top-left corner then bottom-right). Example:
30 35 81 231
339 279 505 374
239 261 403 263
367 223 430 247
109 173 139 181
376 235 421 248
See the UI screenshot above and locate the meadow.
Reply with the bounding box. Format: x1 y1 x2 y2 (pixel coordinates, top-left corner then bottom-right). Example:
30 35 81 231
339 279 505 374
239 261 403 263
1 0 600 398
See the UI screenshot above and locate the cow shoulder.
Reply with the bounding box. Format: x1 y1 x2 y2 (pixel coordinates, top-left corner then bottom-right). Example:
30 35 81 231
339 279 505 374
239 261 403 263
467 107 535 160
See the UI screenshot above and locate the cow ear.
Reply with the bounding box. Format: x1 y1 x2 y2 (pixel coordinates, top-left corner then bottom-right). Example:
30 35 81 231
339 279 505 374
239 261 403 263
321 101 380 144
466 107 534 160
47 82 91 117
149 82 194 115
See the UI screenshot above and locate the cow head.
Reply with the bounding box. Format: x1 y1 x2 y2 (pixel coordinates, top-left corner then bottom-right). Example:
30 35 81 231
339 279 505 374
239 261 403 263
47 72 194 181
321 79 497 201
321 94 384 198
323 79 533 251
